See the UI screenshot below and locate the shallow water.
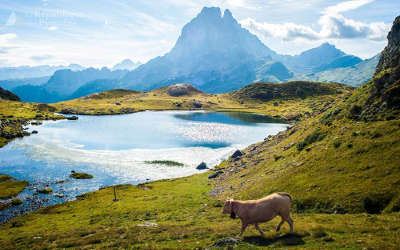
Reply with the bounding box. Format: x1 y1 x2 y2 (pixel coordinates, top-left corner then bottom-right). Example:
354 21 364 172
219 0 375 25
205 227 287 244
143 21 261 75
0 111 287 222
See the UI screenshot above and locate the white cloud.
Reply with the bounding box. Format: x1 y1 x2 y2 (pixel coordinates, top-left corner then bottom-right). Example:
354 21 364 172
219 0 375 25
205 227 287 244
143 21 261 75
240 18 319 41
0 33 17 44
48 26 58 31
240 0 390 42
30 54 54 61
323 0 374 15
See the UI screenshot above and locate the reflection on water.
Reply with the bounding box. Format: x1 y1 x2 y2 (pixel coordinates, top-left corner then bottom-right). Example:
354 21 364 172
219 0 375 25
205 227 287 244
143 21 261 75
0 111 287 222
174 111 282 125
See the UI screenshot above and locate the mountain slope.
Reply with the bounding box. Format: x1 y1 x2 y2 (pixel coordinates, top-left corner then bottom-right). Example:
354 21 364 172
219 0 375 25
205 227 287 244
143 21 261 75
279 43 361 73
230 81 345 102
0 87 20 101
314 55 362 72
295 54 380 86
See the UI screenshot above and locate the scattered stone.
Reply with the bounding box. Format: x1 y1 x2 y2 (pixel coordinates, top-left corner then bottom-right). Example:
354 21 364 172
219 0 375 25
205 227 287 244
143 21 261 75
208 171 223 179
60 108 77 114
284 142 295 150
115 102 121 105
30 121 42 126
31 130 38 134
66 116 78 120
137 222 158 227
196 162 208 170
274 155 282 161
294 162 304 168
211 237 239 248
192 101 202 108
283 113 302 121
54 193 64 198
231 150 243 159
119 108 135 114
55 179 69 184
137 183 152 190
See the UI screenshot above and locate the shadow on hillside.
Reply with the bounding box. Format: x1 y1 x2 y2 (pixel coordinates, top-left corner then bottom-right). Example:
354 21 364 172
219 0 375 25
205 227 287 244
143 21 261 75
243 233 305 247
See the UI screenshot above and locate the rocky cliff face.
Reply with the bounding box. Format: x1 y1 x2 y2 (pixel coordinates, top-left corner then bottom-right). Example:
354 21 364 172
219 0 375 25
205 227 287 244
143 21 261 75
364 16 400 118
376 16 400 74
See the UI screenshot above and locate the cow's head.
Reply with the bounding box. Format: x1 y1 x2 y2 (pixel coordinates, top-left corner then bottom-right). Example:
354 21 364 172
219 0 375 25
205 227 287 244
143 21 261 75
223 199 236 219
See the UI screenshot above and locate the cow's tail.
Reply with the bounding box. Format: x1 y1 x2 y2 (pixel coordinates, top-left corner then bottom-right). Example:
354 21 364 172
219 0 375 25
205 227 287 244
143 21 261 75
278 192 292 202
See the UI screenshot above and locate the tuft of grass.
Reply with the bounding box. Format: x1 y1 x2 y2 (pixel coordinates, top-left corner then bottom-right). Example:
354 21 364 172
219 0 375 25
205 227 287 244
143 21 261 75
37 188 53 194
11 198 23 206
70 172 93 179
311 226 327 238
0 174 28 199
144 160 184 167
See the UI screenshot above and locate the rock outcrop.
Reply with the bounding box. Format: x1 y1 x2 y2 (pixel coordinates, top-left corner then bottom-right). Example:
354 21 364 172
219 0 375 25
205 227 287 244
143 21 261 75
167 84 203 97
0 87 20 101
362 15 400 119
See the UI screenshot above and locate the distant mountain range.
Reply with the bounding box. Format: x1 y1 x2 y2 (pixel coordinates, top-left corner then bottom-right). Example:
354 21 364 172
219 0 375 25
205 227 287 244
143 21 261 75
0 7 379 103
12 68 127 103
276 43 362 73
112 59 141 71
0 64 84 80
295 53 380 87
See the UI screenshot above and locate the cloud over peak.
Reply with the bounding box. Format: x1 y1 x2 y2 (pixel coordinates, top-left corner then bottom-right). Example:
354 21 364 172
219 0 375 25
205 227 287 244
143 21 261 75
240 0 390 42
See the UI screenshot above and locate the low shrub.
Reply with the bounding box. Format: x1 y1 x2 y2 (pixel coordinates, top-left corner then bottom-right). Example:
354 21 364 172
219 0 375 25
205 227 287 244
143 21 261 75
297 129 326 151
362 194 392 214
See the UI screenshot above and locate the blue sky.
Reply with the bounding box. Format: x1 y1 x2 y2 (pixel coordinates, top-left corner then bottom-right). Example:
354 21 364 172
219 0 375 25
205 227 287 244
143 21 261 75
0 0 398 67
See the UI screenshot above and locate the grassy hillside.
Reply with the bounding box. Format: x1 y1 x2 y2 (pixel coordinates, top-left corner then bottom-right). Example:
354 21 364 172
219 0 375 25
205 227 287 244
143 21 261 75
211 104 400 214
51 81 351 122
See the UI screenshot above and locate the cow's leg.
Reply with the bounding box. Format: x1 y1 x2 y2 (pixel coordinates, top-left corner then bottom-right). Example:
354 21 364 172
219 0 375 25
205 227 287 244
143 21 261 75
286 216 294 233
238 223 248 237
276 219 285 232
255 223 265 236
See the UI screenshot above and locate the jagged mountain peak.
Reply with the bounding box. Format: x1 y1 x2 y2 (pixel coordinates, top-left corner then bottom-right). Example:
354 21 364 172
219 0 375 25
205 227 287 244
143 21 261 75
170 6 275 62
197 6 221 19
